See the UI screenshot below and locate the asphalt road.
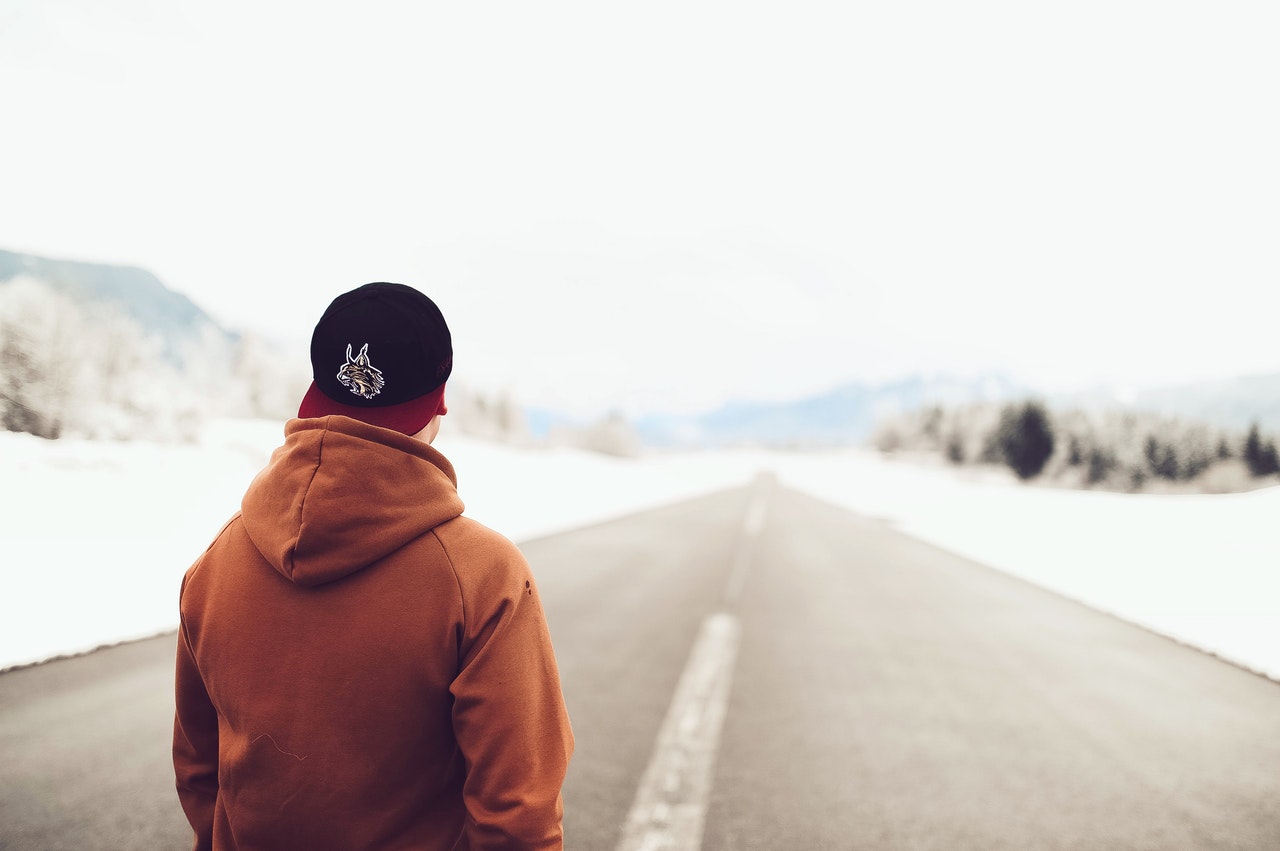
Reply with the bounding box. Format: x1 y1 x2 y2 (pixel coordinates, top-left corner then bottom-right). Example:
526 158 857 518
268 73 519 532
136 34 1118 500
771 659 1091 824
3 479 1279 849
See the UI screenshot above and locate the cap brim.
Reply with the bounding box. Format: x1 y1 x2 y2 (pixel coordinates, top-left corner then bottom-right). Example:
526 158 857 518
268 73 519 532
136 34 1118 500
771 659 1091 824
298 381 445 435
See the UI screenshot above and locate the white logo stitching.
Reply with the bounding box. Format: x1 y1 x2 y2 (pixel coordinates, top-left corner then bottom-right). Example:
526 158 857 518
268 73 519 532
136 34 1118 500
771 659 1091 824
336 343 385 399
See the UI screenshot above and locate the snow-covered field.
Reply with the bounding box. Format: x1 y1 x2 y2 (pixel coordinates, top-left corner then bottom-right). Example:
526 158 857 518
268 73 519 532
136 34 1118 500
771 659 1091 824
2 420 1277 682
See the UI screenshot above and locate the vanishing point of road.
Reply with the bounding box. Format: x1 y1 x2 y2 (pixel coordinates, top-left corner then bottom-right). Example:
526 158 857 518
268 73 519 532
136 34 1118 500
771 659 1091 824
2 478 1278 849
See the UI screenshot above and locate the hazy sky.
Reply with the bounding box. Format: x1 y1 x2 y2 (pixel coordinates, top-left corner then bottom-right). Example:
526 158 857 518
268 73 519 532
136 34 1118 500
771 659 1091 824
2 1 1277 416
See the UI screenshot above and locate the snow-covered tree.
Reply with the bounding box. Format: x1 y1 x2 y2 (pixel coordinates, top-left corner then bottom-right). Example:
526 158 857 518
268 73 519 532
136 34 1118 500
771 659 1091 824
0 278 200 439
0 278 90 438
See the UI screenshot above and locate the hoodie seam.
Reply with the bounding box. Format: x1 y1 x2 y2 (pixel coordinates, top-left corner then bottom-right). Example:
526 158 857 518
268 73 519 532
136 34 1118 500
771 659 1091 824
290 426 329 573
432 528 468 651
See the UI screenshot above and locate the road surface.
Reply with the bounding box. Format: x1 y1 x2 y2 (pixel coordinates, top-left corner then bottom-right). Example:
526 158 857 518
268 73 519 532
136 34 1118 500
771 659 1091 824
2 479 1278 849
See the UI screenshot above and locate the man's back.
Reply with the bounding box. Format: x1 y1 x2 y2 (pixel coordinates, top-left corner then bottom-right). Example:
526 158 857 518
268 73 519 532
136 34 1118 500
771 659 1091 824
174 416 573 850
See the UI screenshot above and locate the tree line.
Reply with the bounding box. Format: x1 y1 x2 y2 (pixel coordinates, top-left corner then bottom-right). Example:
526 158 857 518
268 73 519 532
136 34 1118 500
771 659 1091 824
873 399 1280 492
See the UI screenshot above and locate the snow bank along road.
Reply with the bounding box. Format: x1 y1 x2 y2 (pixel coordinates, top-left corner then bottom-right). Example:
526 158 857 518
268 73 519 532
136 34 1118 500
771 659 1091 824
2 480 1279 849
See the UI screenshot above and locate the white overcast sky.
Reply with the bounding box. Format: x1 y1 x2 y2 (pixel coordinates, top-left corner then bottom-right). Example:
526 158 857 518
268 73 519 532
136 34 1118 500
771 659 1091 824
1 1 1277 416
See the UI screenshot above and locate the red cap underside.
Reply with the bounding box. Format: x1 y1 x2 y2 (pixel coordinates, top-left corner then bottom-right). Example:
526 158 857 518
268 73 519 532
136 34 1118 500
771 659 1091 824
298 381 445 435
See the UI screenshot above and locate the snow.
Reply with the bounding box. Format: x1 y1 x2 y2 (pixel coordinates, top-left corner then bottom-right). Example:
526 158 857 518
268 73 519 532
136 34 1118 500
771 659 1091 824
1 421 1277 683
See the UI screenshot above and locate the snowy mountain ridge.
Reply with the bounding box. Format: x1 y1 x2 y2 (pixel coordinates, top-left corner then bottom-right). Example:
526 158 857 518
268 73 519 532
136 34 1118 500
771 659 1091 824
0 247 232 359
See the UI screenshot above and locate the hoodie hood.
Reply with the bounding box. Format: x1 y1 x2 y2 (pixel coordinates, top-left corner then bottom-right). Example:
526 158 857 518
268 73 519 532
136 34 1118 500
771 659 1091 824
241 416 465 587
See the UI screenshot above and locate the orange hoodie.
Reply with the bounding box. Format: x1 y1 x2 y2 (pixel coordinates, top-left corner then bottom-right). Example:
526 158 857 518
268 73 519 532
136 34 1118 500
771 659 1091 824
174 416 573 850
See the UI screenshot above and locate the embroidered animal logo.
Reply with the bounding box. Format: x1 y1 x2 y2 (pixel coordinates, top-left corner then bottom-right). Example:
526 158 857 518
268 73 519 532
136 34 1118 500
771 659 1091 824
337 343 385 399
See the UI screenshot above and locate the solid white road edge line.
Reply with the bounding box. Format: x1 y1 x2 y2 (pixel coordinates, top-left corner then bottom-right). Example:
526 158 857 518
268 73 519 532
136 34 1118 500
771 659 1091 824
614 612 743 851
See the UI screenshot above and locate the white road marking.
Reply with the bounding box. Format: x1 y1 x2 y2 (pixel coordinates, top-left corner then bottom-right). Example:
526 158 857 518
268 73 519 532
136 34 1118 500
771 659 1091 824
615 612 742 851
742 488 768 538
616 483 769 851
723 486 769 610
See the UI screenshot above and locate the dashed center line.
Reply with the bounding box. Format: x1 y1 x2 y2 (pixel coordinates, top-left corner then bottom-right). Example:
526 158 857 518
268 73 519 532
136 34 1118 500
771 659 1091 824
615 479 770 851
614 612 742 851
723 483 769 610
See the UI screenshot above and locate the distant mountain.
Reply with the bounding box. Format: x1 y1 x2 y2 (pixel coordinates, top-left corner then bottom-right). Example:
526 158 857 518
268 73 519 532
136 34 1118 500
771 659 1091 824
586 367 1280 450
633 373 1029 448
0 248 232 358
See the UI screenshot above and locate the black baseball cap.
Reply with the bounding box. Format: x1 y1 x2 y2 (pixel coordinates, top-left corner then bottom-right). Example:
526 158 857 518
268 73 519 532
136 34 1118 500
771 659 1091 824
298 282 452 434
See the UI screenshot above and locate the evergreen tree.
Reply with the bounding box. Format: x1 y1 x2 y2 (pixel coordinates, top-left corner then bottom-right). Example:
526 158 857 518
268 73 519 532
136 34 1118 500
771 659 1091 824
996 401 1056 480
1145 434 1179 480
1264 442 1280 477
1067 434 1084 467
1086 446 1116 485
1244 422 1280 477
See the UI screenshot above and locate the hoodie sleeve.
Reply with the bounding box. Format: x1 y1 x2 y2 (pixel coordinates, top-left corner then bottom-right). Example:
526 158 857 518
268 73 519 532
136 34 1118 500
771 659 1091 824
173 580 219 851
445 528 574 850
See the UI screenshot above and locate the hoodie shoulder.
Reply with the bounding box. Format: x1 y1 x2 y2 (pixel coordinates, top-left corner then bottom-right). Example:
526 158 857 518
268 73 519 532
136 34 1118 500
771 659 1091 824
430 516 537 616
431 516 528 581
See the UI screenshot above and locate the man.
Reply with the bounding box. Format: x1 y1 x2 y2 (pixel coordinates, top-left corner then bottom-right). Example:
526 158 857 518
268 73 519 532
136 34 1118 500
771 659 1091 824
173 282 573 850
